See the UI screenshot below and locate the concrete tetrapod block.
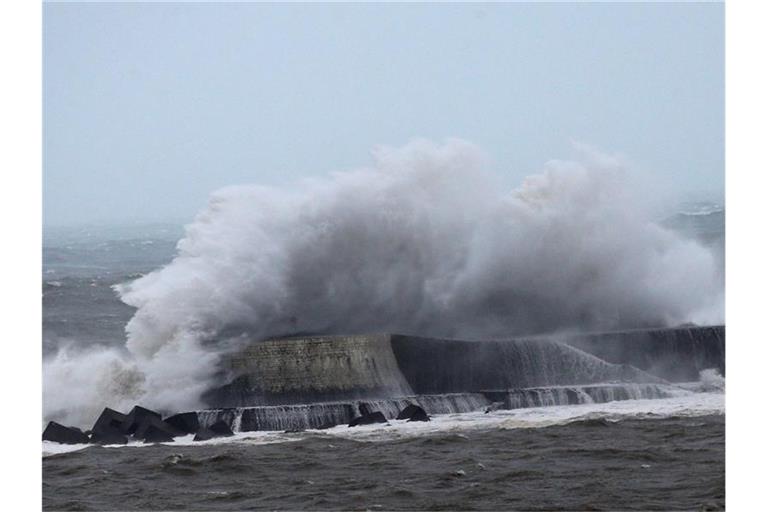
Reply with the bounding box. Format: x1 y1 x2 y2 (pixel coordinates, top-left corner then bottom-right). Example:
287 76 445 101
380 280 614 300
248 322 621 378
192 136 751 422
42 422 90 444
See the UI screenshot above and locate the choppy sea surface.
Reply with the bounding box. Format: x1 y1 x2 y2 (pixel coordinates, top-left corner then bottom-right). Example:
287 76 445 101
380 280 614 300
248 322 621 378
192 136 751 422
42 208 725 511
43 223 182 355
44 403 724 511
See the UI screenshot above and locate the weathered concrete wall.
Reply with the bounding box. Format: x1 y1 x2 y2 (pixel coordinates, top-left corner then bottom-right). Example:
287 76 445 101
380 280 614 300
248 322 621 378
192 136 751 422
203 334 413 408
203 326 725 408
388 335 661 394
560 325 725 381
202 329 712 408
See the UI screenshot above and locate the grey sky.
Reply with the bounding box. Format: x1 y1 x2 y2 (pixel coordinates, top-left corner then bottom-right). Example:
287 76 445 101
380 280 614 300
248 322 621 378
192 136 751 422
43 2 723 226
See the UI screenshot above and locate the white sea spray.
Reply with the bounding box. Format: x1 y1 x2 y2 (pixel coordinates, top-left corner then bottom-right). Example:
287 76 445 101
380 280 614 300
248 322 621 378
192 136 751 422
43 139 724 427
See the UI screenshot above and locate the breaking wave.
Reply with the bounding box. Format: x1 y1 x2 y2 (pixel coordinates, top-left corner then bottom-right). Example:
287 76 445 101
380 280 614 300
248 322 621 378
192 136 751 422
43 139 724 426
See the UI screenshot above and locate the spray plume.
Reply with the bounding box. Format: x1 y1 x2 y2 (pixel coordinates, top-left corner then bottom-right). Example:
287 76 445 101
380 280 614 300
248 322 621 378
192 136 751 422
43 139 723 426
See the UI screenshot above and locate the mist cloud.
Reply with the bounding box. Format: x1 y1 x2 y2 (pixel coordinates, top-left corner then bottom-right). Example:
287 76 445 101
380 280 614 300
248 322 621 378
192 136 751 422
44 139 724 426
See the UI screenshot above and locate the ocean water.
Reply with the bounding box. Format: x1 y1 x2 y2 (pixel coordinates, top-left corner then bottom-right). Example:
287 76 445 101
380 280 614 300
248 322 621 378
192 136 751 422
43 223 182 354
42 207 725 510
43 400 725 511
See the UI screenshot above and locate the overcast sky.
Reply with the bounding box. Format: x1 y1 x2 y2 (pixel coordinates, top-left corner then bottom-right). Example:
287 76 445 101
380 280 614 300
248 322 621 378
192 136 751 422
43 2 723 227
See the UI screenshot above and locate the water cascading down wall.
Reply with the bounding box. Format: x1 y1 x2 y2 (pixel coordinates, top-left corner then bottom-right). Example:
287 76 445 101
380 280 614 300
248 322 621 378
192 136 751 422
202 326 724 414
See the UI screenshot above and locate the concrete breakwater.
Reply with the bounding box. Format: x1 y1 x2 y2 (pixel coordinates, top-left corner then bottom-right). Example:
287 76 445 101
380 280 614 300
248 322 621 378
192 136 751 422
560 325 725 381
202 334 647 408
202 326 725 409
203 334 414 408
190 323 726 433
197 384 678 433
44 326 724 441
